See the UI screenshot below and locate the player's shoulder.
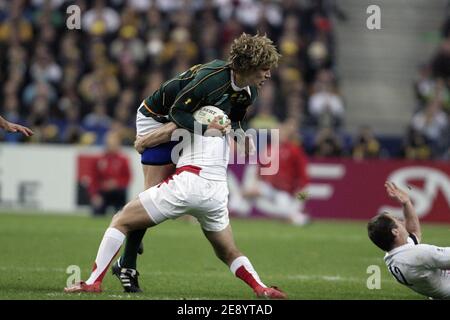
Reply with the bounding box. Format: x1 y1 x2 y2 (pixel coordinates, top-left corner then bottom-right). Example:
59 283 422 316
197 60 230 79
415 243 448 253
193 60 231 91
405 243 443 262
202 59 230 69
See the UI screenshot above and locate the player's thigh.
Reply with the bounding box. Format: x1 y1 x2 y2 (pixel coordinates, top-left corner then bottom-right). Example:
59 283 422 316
193 180 230 234
111 197 156 231
142 163 175 189
138 175 190 226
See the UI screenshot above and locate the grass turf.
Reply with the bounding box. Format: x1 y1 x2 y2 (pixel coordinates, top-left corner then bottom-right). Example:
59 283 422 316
0 212 449 300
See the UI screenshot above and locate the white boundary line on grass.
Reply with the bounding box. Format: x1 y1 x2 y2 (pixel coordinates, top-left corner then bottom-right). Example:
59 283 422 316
0 266 391 284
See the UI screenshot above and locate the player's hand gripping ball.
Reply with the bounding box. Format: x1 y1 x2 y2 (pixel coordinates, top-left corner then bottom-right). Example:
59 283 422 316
193 106 229 125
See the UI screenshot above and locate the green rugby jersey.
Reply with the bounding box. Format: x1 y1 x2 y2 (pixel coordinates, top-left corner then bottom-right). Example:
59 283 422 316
140 60 258 133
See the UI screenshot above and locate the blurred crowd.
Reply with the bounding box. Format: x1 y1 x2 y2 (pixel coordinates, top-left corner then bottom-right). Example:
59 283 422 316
0 0 448 161
407 11 450 161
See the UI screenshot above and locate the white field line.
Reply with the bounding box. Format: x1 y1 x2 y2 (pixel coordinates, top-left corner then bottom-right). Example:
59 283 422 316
0 266 391 284
286 274 392 283
45 292 210 299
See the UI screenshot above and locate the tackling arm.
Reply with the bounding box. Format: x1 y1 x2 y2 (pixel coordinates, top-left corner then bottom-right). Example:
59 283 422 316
169 68 235 135
134 122 178 153
134 116 229 154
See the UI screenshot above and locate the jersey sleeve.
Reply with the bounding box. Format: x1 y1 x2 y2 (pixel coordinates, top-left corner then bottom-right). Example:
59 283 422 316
408 233 420 245
168 76 209 134
430 246 450 269
420 244 450 269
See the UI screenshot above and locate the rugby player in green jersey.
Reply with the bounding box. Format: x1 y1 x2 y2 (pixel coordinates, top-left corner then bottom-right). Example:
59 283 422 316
111 33 281 293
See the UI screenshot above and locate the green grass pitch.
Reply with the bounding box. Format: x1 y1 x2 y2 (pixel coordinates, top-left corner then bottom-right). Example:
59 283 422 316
1 212 449 300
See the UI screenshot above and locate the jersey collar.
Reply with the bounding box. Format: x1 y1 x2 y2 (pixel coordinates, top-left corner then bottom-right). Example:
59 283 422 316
384 242 415 260
230 70 251 97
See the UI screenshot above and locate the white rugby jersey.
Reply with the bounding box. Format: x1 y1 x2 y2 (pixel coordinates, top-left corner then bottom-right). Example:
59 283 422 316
384 234 450 299
175 133 230 181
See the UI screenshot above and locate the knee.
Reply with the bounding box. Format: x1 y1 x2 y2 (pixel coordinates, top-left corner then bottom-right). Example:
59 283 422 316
110 211 131 234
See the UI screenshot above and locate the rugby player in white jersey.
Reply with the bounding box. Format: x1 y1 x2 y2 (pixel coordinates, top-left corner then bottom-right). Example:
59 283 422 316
368 181 450 299
64 122 287 299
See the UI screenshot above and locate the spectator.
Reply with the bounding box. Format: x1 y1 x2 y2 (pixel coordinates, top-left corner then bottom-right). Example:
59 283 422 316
22 80 57 106
110 24 146 65
82 0 120 37
82 103 112 138
308 77 345 129
313 126 343 157
352 125 381 160
29 44 62 84
431 38 450 80
0 1 340 147
0 1 34 44
403 128 432 161
78 60 120 105
410 98 449 157
26 95 60 143
61 106 84 144
90 131 131 216
413 64 435 108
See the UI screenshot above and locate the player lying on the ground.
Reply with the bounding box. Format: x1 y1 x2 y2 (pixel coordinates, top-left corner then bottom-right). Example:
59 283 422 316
64 125 287 299
367 182 450 299
0 115 33 136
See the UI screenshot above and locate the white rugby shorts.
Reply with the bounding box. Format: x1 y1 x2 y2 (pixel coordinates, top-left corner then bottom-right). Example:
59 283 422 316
135 102 165 136
138 165 229 232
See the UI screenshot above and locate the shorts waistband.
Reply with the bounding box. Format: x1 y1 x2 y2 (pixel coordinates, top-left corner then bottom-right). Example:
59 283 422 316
175 165 202 175
158 165 202 188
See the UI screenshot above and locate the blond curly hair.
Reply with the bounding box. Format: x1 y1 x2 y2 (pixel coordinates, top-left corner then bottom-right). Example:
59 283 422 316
229 33 281 74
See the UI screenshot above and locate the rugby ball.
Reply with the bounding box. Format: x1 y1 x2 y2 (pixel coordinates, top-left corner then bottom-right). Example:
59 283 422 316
193 106 229 125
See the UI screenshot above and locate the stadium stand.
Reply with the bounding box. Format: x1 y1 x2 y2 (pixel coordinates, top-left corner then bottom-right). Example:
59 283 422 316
0 0 448 159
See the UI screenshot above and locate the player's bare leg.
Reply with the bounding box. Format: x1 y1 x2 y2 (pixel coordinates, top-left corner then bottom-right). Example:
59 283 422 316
64 198 155 293
203 225 287 299
112 163 175 292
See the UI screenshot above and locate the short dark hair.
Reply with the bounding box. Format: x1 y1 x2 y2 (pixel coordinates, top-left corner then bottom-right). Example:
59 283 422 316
367 213 397 251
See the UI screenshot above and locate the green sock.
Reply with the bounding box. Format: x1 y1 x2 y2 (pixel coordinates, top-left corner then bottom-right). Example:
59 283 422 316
119 229 147 270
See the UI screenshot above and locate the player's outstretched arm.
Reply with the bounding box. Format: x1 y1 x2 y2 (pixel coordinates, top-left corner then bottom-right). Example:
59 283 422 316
134 122 178 153
0 116 34 137
385 181 422 241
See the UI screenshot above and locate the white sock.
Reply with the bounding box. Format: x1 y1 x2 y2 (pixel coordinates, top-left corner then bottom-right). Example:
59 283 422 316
86 228 125 285
230 256 267 289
